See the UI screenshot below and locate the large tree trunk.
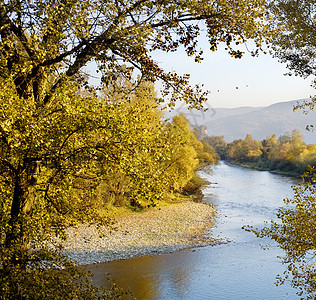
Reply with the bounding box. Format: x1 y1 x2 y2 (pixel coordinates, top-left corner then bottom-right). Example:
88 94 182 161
5 173 33 269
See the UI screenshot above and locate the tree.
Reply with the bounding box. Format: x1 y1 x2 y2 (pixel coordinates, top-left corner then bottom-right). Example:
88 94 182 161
0 0 272 297
164 114 219 193
262 134 277 158
0 77 131 298
252 2 316 293
269 0 316 109
244 134 262 160
270 0 316 75
246 173 316 299
0 0 271 108
269 130 307 172
203 135 227 159
244 0 316 284
225 134 262 162
0 77 219 298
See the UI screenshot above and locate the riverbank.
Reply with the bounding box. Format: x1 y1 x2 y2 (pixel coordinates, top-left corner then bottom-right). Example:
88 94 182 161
61 201 220 265
225 160 268 171
226 160 301 177
82 162 299 299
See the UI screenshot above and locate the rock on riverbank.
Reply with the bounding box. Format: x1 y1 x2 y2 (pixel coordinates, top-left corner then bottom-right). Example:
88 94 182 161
62 201 220 265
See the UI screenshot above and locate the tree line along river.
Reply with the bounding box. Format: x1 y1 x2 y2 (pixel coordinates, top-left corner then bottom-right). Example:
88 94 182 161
85 161 301 299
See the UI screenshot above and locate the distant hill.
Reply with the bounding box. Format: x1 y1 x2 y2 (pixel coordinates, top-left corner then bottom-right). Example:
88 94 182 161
170 100 316 144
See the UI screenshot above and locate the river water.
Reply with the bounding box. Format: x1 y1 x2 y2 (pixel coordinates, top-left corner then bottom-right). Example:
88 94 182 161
85 162 302 299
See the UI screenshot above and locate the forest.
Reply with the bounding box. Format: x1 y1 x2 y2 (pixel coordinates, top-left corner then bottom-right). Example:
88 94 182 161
205 130 316 175
0 76 219 298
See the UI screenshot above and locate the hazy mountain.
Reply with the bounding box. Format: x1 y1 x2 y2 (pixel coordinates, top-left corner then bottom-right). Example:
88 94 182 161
174 99 316 144
166 104 263 122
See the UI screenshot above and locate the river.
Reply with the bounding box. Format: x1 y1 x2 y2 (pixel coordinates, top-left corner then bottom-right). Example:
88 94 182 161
85 161 302 299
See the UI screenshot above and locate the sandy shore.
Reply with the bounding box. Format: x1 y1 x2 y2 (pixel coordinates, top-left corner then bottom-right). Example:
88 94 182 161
62 201 221 265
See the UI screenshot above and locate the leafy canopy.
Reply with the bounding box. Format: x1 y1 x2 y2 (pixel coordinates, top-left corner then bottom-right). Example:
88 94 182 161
246 173 316 299
0 0 271 108
269 0 316 109
239 3 316 290
270 0 316 77
0 77 219 298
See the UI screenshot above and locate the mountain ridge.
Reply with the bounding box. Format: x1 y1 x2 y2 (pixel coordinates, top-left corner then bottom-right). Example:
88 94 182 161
179 99 316 144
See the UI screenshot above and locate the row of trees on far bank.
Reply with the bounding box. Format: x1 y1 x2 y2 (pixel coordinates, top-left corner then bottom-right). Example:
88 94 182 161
204 130 316 174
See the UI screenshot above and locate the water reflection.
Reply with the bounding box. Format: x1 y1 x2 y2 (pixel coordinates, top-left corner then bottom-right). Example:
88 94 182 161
84 162 301 299
86 253 196 299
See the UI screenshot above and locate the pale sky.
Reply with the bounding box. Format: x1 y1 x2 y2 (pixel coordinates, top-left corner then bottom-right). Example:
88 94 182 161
152 44 315 109
87 41 315 109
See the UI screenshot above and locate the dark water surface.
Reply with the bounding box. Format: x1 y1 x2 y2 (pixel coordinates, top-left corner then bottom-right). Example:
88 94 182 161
85 162 301 299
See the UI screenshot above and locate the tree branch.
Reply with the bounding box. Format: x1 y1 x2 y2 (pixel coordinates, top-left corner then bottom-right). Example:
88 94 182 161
0 1 36 61
151 13 220 28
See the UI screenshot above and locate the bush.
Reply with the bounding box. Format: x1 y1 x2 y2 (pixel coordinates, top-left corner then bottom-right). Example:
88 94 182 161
97 172 130 207
182 173 210 195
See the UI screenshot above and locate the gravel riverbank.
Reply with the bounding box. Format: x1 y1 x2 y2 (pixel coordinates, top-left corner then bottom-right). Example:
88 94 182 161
62 201 220 265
